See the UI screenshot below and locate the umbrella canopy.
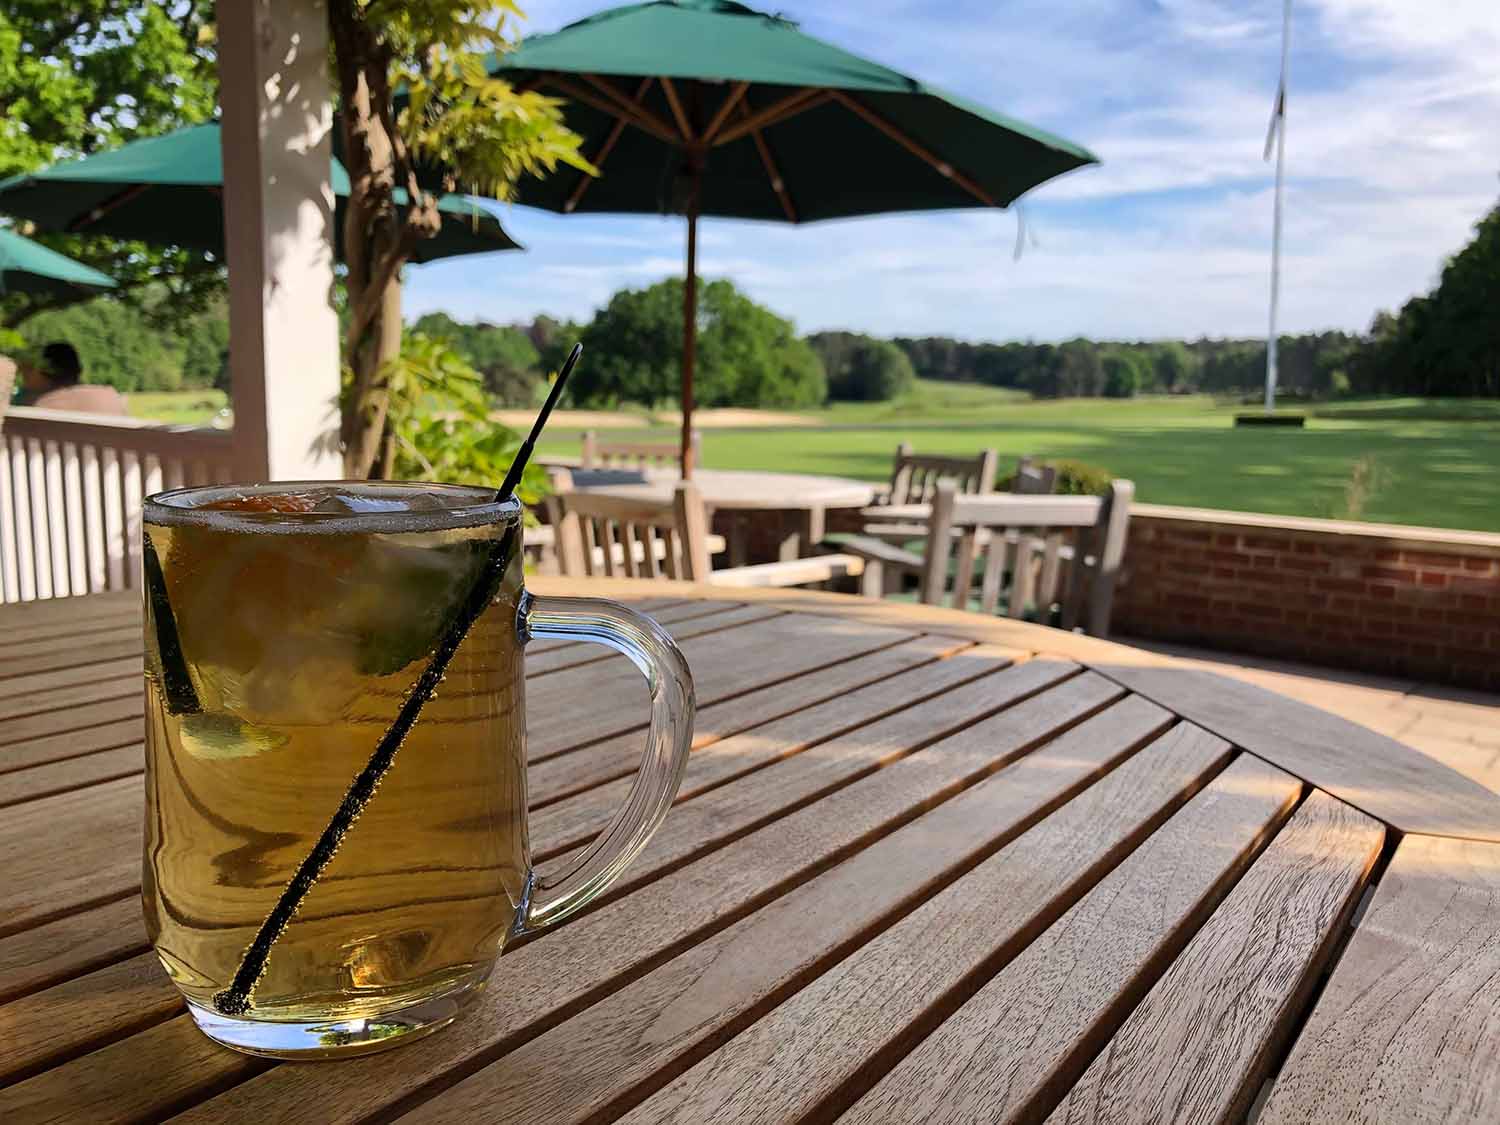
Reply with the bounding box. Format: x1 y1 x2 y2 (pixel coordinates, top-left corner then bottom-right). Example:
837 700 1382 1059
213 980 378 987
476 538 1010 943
492 0 1098 473
0 123 521 264
0 227 117 297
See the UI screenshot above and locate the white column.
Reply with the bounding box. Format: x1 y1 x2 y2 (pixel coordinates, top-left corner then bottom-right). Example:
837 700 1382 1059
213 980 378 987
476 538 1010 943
217 0 343 481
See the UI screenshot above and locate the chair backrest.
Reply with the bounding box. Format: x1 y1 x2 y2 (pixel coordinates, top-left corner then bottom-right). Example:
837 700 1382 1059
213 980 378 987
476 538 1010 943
549 475 711 581
918 480 1133 636
1011 456 1058 495
887 442 998 505
581 429 700 472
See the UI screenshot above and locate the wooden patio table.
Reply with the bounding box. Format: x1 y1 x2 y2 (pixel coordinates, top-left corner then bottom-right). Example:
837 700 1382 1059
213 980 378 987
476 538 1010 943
4 579 1500 1123
566 466 877 562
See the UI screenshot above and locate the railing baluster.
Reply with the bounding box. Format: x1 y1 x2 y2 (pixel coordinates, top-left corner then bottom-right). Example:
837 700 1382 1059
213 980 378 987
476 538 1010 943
26 437 54 599
8 436 36 601
102 446 125 591
122 449 143 590
60 441 89 595
80 443 108 593
44 439 72 596
164 457 186 490
0 436 19 603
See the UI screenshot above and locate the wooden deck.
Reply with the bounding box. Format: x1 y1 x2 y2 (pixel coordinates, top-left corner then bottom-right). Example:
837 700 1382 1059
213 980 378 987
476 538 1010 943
4 580 1500 1122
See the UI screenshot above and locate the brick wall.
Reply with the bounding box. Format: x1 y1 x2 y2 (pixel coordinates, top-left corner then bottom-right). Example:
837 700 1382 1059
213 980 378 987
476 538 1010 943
1113 504 1500 691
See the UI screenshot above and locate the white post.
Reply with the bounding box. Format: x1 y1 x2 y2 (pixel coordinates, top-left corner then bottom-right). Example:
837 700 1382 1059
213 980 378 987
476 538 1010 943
1265 0 1292 415
217 0 342 481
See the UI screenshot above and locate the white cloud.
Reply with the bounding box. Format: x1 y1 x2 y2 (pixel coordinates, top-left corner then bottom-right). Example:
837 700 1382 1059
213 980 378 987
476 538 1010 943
406 0 1500 341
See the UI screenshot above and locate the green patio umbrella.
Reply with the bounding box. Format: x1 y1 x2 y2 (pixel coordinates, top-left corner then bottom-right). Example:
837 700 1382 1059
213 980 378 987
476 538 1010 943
0 123 521 263
0 227 116 297
493 0 1098 474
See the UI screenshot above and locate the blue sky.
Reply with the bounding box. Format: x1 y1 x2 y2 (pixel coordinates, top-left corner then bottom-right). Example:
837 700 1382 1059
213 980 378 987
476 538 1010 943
404 0 1500 342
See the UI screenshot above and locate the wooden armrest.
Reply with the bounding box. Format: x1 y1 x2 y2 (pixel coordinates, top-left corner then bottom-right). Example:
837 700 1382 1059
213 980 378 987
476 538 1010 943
833 535 924 572
708 554 865 589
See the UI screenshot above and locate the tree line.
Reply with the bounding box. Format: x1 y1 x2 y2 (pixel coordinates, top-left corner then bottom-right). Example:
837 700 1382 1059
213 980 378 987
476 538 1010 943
15 195 1498 406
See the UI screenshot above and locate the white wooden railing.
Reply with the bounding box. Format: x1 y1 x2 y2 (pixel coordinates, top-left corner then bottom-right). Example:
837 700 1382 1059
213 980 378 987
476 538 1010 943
0 406 237 603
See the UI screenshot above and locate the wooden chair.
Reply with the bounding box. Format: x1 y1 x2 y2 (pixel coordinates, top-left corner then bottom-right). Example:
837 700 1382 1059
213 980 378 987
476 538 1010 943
844 481 1133 636
859 443 999 546
549 476 871 591
581 429 700 472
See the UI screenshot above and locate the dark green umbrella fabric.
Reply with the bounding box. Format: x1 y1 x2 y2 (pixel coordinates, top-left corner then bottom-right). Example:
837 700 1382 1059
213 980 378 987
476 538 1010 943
0 228 116 296
0 124 521 263
491 0 1096 472
495 0 1098 221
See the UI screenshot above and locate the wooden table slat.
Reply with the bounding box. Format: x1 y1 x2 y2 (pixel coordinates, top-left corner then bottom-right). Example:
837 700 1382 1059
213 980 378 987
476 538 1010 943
171 680 1163 1124
0 743 143 809
0 656 142 703
1044 789 1384 1124
0 720 143 775
620 727 1256 1125
1259 832 1500 1124
530 632 977 856
2 581 1494 1125
401 716 1234 1124
525 609 919 763
529 635 1010 825
846 754 1303 1124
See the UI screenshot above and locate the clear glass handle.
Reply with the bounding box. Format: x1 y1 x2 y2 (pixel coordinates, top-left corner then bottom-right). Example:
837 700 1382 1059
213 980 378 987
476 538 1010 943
511 593 694 938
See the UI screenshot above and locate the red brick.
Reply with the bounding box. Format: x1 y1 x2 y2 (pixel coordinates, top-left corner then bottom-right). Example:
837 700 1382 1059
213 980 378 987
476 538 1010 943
1205 549 1253 567
1362 618 1394 636
1373 548 1404 563
1165 528 1213 545
1212 566 1236 579
1419 572 1449 588
1242 534 1292 552
1464 557 1497 573
1403 550 1465 570
1294 541 1319 555
1362 565 1416 584
1367 585 1396 601
1278 555 1331 574
1239 602 1283 619
1315 578 1366 595
1213 532 1240 547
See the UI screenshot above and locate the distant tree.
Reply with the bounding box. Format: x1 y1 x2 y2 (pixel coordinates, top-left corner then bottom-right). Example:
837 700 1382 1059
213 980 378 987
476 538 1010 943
1151 341 1195 391
808 331 915 401
410 311 541 405
1355 198 1499 397
573 278 825 409
1101 350 1149 398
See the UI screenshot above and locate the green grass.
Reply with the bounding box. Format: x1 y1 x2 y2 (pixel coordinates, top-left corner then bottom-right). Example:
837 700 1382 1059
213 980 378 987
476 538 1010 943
126 389 228 426
125 382 1500 532
534 382 1500 533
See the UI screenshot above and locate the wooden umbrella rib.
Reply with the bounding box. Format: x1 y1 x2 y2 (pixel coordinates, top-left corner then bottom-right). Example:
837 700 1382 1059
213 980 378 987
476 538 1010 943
827 89 996 206
65 183 151 232
579 73 681 144
712 88 825 146
541 75 678 146
566 78 653 212
659 77 694 142
701 81 751 144
740 100 797 223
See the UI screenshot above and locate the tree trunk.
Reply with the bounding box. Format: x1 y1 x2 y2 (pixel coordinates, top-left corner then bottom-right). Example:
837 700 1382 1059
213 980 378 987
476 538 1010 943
330 0 403 479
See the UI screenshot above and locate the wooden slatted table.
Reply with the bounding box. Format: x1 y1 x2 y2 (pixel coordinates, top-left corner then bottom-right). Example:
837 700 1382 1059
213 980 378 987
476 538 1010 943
5 579 1500 1123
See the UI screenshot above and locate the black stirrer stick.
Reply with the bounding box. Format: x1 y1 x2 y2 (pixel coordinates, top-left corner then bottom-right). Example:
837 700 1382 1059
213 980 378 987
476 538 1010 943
213 343 583 1017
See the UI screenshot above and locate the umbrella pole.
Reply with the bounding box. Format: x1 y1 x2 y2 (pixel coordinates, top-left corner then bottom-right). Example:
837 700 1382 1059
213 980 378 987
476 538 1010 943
680 167 701 480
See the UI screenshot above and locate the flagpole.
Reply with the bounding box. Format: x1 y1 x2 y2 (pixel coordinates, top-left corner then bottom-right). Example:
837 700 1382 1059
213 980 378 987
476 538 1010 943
1265 0 1292 414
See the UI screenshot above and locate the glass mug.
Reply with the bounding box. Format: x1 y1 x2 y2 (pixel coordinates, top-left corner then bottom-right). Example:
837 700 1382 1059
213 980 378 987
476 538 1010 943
140 482 693 1057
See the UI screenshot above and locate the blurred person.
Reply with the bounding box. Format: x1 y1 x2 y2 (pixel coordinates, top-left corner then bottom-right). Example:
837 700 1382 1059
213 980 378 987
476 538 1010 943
19 342 127 414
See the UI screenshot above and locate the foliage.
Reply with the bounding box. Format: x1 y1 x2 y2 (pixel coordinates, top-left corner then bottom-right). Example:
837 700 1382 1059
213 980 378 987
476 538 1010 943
332 0 588 477
807 331 915 402
572 278 826 409
410 311 541 405
377 332 544 505
0 1 224 330
1101 350 1150 398
1354 198 1500 397
17 293 227 391
997 458 1114 497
